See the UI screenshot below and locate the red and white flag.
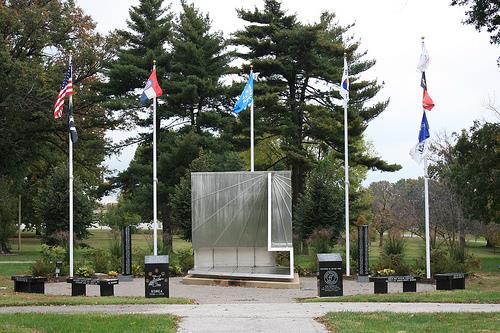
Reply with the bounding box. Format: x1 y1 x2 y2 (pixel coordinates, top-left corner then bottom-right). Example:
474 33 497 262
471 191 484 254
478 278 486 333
54 63 73 119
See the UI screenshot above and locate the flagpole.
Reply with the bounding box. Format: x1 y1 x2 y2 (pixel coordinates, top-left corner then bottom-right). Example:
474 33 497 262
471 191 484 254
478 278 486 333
423 145 431 279
343 53 350 276
250 65 254 172
152 60 158 256
68 53 74 277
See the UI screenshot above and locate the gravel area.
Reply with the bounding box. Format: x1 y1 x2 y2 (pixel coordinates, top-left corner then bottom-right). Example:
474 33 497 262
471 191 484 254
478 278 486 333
45 276 435 303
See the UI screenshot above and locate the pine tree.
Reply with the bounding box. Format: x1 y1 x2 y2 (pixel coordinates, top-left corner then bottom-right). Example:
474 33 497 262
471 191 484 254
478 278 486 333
167 0 235 134
232 0 400 208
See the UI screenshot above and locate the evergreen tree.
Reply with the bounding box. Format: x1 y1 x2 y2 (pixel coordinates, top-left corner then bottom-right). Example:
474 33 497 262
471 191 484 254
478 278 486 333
33 166 96 246
105 0 174 250
232 0 400 208
168 0 235 134
112 2 237 252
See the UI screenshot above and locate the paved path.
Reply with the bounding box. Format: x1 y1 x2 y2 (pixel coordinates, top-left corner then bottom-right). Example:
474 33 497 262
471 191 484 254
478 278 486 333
1 303 498 333
44 277 436 303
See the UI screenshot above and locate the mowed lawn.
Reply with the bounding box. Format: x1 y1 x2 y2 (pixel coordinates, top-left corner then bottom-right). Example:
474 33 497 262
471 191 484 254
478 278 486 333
320 312 500 333
0 313 178 333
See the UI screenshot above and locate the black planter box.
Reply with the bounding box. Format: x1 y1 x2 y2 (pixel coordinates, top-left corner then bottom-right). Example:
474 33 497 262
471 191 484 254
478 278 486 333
66 277 119 296
317 253 343 297
435 273 466 290
145 255 169 298
11 276 47 294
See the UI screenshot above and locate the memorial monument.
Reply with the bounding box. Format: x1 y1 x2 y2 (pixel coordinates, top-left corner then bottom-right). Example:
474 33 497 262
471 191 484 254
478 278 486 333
188 171 294 281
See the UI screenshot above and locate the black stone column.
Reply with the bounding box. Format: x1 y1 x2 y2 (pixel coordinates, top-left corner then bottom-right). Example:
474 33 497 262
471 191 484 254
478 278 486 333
121 225 132 278
358 225 369 282
145 255 169 298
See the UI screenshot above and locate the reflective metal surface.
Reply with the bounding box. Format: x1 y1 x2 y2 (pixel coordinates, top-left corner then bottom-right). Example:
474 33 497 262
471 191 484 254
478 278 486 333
191 171 292 249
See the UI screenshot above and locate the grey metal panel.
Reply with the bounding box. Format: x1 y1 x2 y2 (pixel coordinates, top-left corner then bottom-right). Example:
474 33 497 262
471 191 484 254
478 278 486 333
145 255 169 264
317 253 342 262
191 171 292 249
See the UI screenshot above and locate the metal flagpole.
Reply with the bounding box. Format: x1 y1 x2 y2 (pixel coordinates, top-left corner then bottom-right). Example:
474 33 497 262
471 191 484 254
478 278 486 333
250 65 254 172
153 60 158 256
424 156 431 278
68 53 74 277
343 53 350 276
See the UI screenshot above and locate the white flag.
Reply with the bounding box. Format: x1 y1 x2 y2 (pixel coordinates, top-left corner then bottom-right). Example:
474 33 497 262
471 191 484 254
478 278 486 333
417 42 430 73
340 57 349 100
410 139 429 164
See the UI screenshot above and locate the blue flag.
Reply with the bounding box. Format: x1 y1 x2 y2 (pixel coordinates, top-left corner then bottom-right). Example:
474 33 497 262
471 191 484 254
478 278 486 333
233 74 253 113
418 111 430 143
410 111 430 164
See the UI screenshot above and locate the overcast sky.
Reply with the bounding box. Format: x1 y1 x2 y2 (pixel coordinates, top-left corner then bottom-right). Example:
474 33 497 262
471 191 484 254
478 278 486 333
77 0 499 201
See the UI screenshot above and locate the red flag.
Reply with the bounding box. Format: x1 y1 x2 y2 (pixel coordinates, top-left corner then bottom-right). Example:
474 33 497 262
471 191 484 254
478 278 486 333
54 63 73 119
422 89 434 111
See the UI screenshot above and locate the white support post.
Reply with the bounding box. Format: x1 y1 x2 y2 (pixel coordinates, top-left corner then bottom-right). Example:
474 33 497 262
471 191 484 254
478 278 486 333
424 158 431 279
68 53 74 278
153 60 158 256
250 66 254 172
344 78 350 277
267 172 272 250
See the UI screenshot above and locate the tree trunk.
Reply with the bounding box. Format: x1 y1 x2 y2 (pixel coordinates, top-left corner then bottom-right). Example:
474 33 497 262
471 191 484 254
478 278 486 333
161 201 173 254
379 230 384 247
0 241 10 254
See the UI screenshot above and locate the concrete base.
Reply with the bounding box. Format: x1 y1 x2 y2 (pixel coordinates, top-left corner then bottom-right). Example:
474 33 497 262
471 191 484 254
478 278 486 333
357 275 370 283
118 275 134 282
182 273 300 289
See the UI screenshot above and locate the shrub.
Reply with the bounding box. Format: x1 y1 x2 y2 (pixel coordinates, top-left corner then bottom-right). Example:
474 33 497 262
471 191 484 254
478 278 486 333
107 270 119 278
75 265 95 278
169 248 194 275
87 248 110 273
374 254 411 276
307 228 334 254
40 244 66 263
31 260 54 277
383 237 406 256
132 263 144 277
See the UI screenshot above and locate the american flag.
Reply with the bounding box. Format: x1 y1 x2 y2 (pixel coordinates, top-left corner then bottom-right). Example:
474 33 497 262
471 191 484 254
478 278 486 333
54 63 73 119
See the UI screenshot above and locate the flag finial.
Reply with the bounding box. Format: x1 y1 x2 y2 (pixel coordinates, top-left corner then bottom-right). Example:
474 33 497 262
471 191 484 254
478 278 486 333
250 64 253 71
153 59 156 65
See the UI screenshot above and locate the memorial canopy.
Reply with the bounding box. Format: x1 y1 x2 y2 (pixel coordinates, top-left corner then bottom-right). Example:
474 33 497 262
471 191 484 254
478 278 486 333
189 171 294 280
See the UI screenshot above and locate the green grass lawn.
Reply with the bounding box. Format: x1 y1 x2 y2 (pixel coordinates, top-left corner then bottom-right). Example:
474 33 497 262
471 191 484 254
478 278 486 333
319 312 500 333
0 313 178 333
304 289 500 304
0 293 192 307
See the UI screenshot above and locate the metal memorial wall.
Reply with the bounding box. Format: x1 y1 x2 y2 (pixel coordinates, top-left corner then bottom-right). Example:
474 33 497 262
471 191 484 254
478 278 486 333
189 171 294 280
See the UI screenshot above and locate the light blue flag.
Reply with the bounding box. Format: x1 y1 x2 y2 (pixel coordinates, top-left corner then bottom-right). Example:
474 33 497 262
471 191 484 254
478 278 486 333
233 74 253 113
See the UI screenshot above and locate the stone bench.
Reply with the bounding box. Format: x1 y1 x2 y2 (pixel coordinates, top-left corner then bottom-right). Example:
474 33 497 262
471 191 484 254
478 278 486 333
369 276 417 294
11 276 47 294
66 277 119 296
434 273 467 290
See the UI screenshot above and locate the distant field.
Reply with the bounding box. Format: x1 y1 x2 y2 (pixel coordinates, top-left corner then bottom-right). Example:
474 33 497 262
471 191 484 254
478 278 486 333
2 231 498 277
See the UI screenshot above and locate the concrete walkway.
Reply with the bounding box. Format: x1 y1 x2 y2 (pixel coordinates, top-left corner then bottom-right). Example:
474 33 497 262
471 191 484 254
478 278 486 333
1 303 498 333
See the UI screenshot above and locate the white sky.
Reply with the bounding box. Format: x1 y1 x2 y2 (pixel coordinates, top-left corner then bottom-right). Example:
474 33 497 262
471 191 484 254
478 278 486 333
77 0 499 202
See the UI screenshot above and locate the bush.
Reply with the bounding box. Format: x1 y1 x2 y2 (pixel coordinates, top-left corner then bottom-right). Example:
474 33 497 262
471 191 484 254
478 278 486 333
383 237 406 256
132 263 144 277
374 253 411 276
169 248 194 276
75 265 95 278
40 244 66 263
86 248 110 273
30 244 67 277
31 260 54 277
415 246 481 275
307 228 334 254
